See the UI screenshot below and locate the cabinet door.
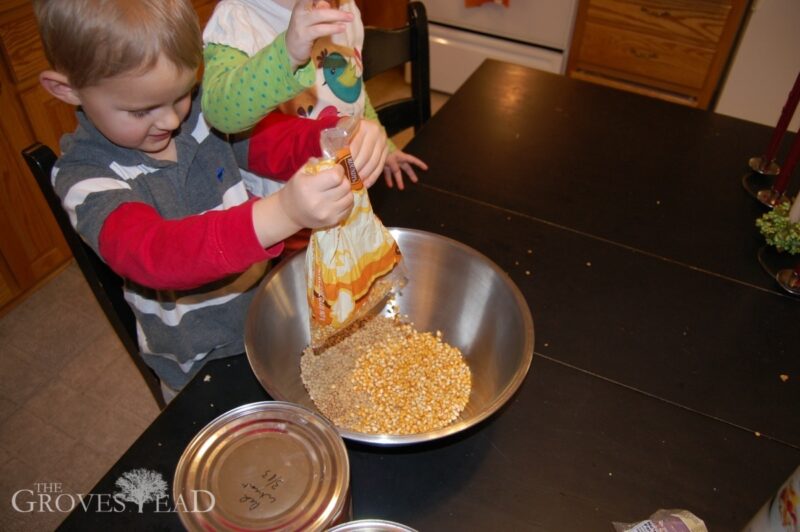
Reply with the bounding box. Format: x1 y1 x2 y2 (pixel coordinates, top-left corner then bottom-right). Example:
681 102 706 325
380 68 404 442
20 84 77 156
0 268 16 310
0 221 21 311
567 0 749 109
0 72 70 289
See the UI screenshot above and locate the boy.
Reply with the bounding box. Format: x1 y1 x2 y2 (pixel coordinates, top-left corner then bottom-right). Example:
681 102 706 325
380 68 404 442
33 0 374 398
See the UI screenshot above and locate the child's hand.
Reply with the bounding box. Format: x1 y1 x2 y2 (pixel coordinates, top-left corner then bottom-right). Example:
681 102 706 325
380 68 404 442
348 119 389 188
280 163 353 228
285 1 354 71
383 150 428 190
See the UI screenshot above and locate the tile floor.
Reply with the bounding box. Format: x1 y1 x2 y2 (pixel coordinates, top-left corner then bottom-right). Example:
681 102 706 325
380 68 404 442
0 262 160 531
0 68 447 531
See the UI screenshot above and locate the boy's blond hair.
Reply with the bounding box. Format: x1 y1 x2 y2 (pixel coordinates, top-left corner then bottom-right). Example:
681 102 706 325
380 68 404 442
34 0 202 88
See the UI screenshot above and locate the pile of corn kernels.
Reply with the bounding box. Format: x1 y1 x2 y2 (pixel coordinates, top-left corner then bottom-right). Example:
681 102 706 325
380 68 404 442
300 315 471 435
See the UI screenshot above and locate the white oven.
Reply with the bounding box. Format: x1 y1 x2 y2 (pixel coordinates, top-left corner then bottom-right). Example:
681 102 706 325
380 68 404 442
421 0 578 93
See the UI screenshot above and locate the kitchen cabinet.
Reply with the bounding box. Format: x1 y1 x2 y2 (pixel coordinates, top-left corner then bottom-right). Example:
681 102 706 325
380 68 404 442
0 260 14 308
0 0 70 317
0 0 218 317
567 0 749 109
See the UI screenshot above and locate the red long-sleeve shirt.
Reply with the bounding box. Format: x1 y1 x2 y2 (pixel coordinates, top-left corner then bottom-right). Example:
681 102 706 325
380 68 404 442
97 111 337 287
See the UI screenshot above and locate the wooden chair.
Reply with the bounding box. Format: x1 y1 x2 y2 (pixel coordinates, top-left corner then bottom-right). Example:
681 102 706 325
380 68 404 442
21 142 166 409
362 1 431 137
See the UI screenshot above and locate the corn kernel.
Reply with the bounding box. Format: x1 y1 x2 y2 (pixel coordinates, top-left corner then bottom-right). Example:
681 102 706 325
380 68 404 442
301 315 471 434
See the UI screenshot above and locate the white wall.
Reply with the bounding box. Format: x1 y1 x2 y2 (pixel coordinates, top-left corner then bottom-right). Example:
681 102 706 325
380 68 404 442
715 0 800 132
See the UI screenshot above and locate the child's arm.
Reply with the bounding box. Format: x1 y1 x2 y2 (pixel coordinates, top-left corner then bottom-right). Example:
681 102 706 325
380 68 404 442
202 37 314 134
246 111 389 188
94 167 350 291
59 161 348 292
98 200 281 290
246 110 341 180
98 162 351 291
251 164 353 247
202 4 353 134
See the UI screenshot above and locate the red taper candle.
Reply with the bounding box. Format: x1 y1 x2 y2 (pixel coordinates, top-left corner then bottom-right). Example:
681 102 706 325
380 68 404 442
762 71 800 166
772 127 800 195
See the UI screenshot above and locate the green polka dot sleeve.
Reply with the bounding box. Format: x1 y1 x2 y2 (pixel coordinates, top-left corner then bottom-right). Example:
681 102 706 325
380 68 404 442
201 33 316 134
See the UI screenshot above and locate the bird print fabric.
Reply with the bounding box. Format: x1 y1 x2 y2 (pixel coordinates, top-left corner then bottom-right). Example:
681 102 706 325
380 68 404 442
278 0 365 121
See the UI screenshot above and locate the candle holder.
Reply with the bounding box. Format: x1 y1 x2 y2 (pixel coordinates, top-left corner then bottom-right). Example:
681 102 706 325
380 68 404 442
757 245 800 296
748 156 781 175
744 72 800 207
775 265 800 295
742 157 780 203
742 157 781 202
755 186 787 208
753 131 800 208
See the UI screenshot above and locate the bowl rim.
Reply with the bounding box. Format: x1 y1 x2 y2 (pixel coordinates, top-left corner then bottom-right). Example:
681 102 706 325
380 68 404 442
245 227 534 446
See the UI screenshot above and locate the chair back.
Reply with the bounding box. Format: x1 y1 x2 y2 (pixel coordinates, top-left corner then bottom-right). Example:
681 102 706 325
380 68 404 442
362 1 431 137
22 142 166 409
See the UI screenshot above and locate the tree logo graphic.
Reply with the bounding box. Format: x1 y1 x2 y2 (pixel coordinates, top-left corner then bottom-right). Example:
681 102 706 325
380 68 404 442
114 468 169 513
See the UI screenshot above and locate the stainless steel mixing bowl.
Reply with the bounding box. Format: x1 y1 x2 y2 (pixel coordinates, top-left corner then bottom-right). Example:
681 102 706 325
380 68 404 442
245 228 534 446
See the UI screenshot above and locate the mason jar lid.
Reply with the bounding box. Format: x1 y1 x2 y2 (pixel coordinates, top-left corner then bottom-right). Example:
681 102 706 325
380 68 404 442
328 519 418 532
174 401 350 531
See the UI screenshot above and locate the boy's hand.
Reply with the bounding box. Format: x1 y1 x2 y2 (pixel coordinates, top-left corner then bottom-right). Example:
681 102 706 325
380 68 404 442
348 119 389 188
286 1 354 71
279 164 353 228
383 150 428 190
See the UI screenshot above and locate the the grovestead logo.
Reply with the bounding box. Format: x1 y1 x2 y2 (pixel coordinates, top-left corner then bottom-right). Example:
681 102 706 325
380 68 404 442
11 468 214 514
114 468 169 512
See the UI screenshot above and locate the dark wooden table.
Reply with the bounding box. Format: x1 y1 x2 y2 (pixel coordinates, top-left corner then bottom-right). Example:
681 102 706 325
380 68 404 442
61 60 800 531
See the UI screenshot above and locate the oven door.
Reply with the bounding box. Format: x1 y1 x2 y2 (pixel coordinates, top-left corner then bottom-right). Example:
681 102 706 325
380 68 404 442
421 0 577 93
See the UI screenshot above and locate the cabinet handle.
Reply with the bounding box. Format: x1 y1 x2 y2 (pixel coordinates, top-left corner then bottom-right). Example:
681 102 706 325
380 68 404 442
630 48 658 60
640 6 671 18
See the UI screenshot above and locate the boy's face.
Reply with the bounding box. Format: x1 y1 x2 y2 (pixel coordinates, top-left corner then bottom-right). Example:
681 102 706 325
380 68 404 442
73 55 196 159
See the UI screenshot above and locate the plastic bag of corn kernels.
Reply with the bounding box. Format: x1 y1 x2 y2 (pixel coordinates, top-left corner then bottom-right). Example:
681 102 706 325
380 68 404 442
304 121 406 347
613 509 707 532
